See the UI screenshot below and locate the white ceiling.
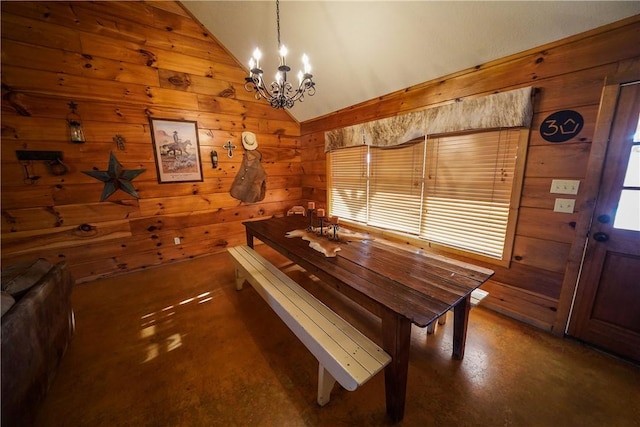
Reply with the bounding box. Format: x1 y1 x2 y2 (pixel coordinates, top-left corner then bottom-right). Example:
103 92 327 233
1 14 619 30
182 1 640 123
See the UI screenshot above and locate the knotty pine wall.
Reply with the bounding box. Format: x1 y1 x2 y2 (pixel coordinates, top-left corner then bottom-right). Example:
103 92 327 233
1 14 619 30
299 16 640 333
1 1 302 282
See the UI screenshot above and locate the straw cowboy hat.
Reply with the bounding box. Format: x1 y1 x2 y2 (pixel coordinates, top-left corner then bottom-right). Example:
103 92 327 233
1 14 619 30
241 131 258 150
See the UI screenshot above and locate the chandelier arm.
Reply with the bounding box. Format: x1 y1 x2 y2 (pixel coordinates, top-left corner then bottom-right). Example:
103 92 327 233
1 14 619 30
246 74 277 102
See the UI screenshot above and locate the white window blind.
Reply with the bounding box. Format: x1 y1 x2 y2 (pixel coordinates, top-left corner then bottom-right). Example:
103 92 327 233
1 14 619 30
421 129 519 258
369 141 425 234
329 145 368 223
328 128 522 260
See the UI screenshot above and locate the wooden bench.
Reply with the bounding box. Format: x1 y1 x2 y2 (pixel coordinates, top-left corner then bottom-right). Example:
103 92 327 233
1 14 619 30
227 245 391 406
427 288 489 334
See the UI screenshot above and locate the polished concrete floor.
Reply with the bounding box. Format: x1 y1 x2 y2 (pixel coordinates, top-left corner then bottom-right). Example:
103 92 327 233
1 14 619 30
35 246 639 426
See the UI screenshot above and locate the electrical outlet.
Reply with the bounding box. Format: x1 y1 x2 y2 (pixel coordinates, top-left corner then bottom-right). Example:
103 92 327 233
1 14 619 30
550 179 580 195
554 198 575 213
174 237 181 245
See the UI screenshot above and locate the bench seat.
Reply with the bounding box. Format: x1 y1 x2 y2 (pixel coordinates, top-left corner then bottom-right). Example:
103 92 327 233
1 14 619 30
227 245 391 406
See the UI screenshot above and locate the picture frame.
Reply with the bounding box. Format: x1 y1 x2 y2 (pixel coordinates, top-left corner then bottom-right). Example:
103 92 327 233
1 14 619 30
150 118 203 183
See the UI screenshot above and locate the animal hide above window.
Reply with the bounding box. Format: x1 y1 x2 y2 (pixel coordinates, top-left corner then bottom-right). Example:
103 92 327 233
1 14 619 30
325 86 534 152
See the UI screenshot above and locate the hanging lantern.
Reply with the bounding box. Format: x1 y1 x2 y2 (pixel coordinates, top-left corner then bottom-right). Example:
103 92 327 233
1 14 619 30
67 101 86 143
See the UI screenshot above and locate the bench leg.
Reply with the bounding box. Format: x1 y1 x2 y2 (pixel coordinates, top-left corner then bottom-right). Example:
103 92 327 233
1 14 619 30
317 364 336 406
426 321 437 335
234 268 246 290
438 312 448 326
427 312 448 335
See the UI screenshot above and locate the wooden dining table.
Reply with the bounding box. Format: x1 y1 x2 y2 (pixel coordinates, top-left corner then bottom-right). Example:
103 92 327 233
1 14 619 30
243 216 494 422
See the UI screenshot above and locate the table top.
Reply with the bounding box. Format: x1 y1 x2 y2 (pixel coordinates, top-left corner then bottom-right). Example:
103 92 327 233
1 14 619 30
244 216 494 327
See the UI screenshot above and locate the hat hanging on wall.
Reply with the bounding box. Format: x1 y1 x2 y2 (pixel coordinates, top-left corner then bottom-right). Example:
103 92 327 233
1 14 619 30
241 132 258 150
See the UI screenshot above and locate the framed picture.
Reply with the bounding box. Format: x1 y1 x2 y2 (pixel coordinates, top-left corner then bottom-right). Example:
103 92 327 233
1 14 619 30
150 118 203 183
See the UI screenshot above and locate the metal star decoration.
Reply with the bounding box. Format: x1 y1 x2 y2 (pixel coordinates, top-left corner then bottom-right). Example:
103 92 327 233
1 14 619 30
83 152 145 201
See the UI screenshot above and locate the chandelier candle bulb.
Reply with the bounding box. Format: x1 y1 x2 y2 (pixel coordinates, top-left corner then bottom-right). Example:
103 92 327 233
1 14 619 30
308 201 315 210
252 48 261 69
302 54 310 73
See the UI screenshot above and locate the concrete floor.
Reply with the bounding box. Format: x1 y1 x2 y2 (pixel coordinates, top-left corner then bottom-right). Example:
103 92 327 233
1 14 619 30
35 246 640 426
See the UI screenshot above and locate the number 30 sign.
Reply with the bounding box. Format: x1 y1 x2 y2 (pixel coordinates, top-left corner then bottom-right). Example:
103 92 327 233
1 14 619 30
539 110 584 143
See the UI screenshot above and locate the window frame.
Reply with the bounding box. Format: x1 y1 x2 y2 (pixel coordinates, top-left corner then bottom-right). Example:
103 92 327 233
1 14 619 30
326 128 530 267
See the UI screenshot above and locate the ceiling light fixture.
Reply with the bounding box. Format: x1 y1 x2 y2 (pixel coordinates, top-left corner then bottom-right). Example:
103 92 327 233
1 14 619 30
244 0 315 109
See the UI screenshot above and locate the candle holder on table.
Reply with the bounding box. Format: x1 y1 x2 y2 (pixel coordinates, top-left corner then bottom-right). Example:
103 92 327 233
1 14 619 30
316 208 326 236
306 201 316 231
328 216 340 241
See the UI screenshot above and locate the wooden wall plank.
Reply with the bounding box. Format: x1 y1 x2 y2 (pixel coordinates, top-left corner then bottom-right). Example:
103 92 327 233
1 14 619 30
524 143 591 178
2 219 132 256
1 39 160 86
516 207 579 244
1 187 55 210
481 280 558 331
2 201 140 233
1 12 83 51
509 236 570 273
534 65 615 113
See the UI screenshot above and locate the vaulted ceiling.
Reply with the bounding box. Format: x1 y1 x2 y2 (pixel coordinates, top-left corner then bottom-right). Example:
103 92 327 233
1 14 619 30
182 1 640 123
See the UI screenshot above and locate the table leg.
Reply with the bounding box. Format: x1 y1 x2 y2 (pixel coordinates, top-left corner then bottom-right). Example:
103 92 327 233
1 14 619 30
381 310 412 423
245 229 254 248
452 294 471 359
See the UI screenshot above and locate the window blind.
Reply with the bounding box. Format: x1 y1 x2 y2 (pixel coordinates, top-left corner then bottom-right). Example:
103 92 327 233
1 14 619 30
369 141 425 234
329 145 368 223
421 129 519 258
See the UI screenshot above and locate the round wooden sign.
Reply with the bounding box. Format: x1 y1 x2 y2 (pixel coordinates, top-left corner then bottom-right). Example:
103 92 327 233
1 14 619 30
539 110 584 143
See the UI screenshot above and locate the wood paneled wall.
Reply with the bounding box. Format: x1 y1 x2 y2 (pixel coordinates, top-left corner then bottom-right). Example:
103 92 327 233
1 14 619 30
1 1 301 282
299 16 640 333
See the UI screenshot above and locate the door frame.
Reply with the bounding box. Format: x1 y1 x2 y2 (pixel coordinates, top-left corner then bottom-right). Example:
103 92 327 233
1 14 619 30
552 62 640 335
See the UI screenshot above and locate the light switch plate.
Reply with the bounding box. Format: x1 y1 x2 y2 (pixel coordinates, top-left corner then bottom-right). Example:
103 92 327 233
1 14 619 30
554 198 575 213
550 179 580 195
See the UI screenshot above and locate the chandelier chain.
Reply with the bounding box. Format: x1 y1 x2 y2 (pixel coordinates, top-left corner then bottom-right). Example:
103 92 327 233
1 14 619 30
276 0 281 48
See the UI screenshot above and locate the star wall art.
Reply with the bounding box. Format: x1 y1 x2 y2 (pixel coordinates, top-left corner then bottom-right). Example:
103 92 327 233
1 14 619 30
82 152 145 201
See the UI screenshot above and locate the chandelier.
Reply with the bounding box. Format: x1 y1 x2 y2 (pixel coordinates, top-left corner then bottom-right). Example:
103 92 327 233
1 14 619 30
244 0 316 109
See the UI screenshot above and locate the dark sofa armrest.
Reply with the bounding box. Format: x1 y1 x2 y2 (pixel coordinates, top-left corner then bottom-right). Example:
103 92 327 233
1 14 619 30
1 261 75 426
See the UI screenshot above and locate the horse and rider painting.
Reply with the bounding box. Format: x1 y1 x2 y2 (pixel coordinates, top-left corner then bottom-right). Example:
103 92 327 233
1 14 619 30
150 118 203 183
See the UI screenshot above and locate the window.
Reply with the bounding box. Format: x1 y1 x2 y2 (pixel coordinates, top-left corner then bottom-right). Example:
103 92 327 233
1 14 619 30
613 114 640 231
328 128 528 264
369 142 425 234
329 145 368 223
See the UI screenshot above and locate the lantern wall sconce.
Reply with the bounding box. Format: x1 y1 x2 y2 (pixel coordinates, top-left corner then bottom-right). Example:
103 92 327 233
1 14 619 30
67 101 86 143
210 150 218 168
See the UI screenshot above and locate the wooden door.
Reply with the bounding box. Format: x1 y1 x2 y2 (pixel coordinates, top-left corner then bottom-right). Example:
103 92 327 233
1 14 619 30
568 76 640 362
